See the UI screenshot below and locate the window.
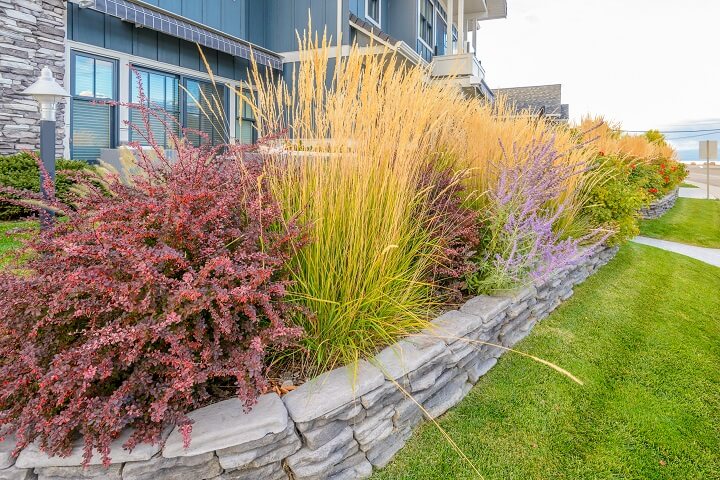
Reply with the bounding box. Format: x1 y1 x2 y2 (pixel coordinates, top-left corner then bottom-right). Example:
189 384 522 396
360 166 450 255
129 68 180 148
71 53 117 162
236 90 257 145
419 0 434 47
366 0 381 26
184 78 227 147
435 7 447 55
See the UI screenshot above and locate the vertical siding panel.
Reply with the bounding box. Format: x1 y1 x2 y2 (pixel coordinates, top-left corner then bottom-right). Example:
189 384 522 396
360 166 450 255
134 28 159 61
181 0 203 23
75 8 106 46
202 0 222 32
158 0 182 13
157 35 180 65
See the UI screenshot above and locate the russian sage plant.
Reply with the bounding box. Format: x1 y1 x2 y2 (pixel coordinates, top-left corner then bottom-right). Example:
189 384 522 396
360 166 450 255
468 137 607 293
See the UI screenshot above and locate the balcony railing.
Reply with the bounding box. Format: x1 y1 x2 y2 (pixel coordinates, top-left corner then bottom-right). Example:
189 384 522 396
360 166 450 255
430 52 486 84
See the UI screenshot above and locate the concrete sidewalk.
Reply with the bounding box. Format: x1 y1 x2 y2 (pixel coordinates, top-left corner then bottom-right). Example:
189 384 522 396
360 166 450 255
632 236 720 268
680 181 720 200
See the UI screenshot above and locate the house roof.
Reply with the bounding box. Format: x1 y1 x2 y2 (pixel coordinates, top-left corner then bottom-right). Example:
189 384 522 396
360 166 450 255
493 84 569 120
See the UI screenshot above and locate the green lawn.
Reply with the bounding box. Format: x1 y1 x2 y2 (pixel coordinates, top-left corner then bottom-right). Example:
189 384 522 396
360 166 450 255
374 243 720 480
680 182 699 188
0 220 35 265
640 198 720 248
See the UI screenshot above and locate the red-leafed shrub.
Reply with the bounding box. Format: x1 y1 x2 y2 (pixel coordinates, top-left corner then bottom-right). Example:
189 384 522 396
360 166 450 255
0 98 303 465
420 161 480 300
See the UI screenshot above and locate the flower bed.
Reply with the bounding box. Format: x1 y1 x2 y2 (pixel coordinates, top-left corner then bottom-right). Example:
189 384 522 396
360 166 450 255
0 40 688 478
0 246 617 480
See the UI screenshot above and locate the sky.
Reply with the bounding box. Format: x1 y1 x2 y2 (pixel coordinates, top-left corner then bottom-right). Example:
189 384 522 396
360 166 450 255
476 0 720 159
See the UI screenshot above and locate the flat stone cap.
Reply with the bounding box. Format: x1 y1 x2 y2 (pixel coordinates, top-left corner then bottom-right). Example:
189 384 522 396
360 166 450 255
283 360 384 424
373 339 447 381
15 429 160 468
163 393 288 458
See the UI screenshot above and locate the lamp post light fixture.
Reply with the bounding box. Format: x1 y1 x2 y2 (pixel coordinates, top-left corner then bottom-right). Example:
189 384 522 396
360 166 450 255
21 66 69 228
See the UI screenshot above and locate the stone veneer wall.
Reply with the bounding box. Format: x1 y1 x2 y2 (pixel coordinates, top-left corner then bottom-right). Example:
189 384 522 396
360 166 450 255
640 188 679 220
0 246 619 480
0 0 66 156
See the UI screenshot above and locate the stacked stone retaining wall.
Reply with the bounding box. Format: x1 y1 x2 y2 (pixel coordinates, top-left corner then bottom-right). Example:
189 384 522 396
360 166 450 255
640 188 679 219
0 246 619 480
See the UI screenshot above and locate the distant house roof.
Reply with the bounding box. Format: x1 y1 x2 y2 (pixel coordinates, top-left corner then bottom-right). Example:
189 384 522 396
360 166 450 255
493 84 569 121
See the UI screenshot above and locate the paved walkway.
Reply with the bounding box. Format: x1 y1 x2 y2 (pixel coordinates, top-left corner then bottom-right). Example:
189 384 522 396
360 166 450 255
632 236 720 268
680 181 720 200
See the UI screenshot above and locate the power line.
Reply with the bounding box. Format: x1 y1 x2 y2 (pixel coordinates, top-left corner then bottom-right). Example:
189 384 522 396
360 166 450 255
621 128 720 134
666 131 720 140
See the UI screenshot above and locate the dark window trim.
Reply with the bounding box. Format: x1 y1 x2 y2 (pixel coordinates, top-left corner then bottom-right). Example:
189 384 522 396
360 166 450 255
69 50 119 162
127 64 181 147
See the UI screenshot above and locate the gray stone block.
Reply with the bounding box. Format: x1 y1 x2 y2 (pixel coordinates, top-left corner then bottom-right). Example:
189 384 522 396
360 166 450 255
353 406 394 448
122 452 222 480
365 428 411 468
407 361 447 392
427 310 482 345
0 466 35 480
423 372 470 419
0 434 16 469
360 381 397 409
16 429 162 468
297 420 346 450
36 465 121 480
327 452 373 480
216 423 301 470
373 340 447 381
465 357 498 383
163 394 288 458
285 428 358 480
218 462 287 480
284 361 384 424
460 295 512 323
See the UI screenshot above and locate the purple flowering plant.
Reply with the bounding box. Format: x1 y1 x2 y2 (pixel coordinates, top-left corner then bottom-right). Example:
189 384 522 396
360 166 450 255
467 136 609 293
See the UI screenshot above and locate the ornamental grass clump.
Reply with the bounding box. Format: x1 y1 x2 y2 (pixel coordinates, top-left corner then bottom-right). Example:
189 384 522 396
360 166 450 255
248 34 480 373
0 95 302 465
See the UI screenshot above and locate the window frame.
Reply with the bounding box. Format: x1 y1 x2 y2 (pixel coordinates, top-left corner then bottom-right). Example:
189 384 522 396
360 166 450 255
69 50 119 162
182 76 229 147
418 0 435 52
236 89 257 145
365 0 382 28
128 65 181 148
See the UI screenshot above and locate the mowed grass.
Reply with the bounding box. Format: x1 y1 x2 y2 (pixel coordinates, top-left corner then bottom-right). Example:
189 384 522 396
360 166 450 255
640 198 720 248
0 220 35 265
680 182 699 188
374 243 720 480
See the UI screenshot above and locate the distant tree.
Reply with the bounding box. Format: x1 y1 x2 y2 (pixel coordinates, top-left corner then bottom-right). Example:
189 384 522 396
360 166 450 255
644 129 667 146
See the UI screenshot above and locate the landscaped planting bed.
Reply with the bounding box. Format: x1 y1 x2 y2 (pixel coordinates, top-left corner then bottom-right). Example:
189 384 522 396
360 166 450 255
0 40 689 480
0 247 617 480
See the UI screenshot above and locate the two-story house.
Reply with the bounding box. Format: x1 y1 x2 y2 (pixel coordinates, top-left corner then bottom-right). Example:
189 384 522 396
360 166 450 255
0 0 507 162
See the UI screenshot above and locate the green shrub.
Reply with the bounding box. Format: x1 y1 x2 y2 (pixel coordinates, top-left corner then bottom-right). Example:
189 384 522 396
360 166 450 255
582 156 648 245
0 152 88 220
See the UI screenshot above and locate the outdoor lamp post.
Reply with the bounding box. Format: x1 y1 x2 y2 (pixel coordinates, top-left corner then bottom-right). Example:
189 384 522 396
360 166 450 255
21 66 69 227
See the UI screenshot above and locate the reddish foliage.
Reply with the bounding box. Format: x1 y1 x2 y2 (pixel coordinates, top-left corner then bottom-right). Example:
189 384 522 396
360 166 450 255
0 88 303 465
420 166 480 300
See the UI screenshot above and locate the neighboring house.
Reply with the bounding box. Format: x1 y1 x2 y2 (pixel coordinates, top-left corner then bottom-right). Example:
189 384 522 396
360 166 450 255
0 0 506 162
493 84 570 123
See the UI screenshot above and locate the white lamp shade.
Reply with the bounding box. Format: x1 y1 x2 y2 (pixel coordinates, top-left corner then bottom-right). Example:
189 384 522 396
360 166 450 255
21 66 69 121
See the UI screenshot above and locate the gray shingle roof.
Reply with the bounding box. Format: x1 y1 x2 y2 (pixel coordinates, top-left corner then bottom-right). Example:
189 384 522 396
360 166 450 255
493 84 569 121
